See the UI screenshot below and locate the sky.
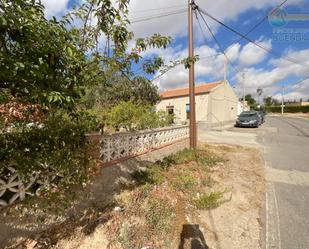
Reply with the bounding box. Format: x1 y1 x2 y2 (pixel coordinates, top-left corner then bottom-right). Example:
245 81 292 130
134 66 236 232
41 0 309 102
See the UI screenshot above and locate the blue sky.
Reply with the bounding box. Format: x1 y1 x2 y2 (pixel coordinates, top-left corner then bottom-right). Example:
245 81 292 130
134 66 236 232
42 0 309 101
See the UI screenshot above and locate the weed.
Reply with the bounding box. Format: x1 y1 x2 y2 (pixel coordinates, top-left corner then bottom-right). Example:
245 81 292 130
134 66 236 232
171 174 197 193
197 152 225 167
145 198 175 233
195 191 225 210
172 148 197 164
155 156 176 170
131 166 164 186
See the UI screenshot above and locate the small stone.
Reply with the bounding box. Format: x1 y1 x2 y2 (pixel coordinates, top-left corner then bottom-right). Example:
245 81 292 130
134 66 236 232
114 206 124 212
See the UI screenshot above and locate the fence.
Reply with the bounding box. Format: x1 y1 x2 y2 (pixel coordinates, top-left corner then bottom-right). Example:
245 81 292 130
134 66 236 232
0 125 189 208
100 125 189 163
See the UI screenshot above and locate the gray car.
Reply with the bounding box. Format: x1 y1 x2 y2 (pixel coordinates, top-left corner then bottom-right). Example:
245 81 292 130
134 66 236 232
235 111 260 128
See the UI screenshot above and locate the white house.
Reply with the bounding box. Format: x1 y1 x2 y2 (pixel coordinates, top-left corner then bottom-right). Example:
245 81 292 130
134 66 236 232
156 81 238 128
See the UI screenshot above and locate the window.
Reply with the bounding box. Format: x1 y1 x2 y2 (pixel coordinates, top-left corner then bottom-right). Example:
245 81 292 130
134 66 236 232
186 104 190 119
166 106 174 115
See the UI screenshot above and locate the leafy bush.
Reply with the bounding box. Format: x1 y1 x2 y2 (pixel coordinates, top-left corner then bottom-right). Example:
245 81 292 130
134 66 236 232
105 101 173 131
0 113 96 189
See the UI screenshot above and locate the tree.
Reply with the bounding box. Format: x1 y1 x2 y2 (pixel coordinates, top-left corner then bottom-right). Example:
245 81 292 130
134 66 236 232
0 0 90 108
0 0 172 111
106 101 172 131
264 96 279 106
82 75 160 109
240 94 257 109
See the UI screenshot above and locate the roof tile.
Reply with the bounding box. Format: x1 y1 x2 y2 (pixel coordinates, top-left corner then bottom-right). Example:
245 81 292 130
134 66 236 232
160 81 223 99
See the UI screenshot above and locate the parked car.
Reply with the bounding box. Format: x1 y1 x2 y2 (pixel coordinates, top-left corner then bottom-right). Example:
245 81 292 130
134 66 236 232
235 111 261 128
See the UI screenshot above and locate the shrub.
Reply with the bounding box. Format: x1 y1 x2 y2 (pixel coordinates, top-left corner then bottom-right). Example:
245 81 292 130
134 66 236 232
105 101 173 131
0 112 95 192
265 105 309 113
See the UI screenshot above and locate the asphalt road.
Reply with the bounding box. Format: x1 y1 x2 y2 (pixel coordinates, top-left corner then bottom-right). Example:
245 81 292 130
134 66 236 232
260 116 309 249
199 115 309 249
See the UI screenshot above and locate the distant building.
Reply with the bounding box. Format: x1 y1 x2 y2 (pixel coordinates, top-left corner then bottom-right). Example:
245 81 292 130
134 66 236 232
156 81 238 128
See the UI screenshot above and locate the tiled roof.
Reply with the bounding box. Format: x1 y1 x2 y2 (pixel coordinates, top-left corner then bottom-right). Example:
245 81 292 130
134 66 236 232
160 81 223 99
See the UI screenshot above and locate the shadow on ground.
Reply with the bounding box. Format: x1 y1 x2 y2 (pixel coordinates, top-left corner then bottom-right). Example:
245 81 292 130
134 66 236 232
178 224 209 249
0 157 155 248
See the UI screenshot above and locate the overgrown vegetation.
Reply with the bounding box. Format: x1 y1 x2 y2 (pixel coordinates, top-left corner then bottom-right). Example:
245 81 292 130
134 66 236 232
0 112 96 188
104 101 174 131
0 0 179 205
108 147 228 248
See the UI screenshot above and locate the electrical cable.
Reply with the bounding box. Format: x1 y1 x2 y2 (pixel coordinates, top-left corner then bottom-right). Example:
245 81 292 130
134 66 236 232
225 0 289 55
197 7 309 68
130 4 186 14
196 9 242 75
130 9 187 24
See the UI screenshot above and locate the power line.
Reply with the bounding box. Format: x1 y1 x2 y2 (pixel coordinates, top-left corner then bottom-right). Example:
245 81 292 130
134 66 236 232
130 9 187 24
130 4 186 14
225 0 289 55
196 9 242 75
197 7 309 68
194 10 217 60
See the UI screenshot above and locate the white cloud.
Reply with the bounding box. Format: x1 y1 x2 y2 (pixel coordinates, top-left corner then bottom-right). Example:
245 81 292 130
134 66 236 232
127 0 304 39
233 49 309 100
238 39 271 66
41 0 70 18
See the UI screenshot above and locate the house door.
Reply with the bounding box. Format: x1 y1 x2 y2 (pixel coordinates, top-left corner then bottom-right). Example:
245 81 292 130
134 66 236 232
166 106 174 123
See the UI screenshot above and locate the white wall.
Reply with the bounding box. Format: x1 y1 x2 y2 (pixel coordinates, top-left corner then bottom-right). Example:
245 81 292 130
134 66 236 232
207 82 238 125
156 81 238 126
156 94 209 124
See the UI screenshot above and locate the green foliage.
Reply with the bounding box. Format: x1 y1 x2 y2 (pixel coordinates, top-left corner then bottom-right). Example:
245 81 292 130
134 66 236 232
265 105 309 113
131 166 164 186
0 0 88 107
159 148 225 168
105 101 172 131
263 96 279 106
171 148 197 164
82 76 161 109
240 94 257 109
195 191 225 210
184 55 200 69
0 113 95 186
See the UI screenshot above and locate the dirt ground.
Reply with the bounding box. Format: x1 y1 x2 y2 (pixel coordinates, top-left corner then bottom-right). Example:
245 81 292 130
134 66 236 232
190 145 265 249
0 141 265 249
55 144 265 249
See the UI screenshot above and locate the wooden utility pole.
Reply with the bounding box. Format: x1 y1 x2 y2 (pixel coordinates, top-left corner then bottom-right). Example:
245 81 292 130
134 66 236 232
242 72 246 109
188 0 197 148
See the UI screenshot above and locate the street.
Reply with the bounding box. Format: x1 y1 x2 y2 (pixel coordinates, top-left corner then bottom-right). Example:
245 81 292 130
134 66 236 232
199 115 309 249
261 116 309 249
